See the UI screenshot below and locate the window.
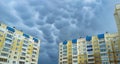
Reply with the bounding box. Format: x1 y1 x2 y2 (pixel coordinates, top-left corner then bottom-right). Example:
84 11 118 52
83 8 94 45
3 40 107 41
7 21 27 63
6 34 12 38
23 44 27 47
31 63 35 64
83 48 86 51
73 60 77 64
102 62 108 64
2 48 9 52
100 45 106 48
14 56 17 59
87 49 93 51
88 59 94 61
33 51 37 54
0 58 7 62
108 45 110 48
60 45 62 47
8 30 14 33
88 51 93 54
101 57 109 61
15 52 17 54
63 54 67 56
34 44 37 47
24 40 28 44
99 41 105 44
87 45 92 48
88 55 93 57
116 54 120 56
73 56 77 59
73 51 77 55
109 57 113 60
63 49 67 53
1 53 8 57
5 38 12 43
73 48 77 55
33 48 37 50
21 52 26 56
100 49 106 52
26 60 28 62
32 59 36 62
63 57 67 59
13 61 16 64
32 55 35 57
4 43 11 48
63 46 67 49
101 53 107 56
22 48 26 51
16 48 18 50
20 57 25 60
19 61 25 64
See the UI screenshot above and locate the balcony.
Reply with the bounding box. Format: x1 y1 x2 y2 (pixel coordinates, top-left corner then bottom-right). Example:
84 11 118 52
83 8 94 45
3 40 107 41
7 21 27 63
33 38 39 43
88 56 94 59
23 33 30 38
87 49 93 51
62 59 67 61
88 60 95 63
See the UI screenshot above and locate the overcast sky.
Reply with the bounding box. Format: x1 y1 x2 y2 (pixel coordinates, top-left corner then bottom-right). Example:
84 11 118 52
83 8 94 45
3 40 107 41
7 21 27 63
0 0 119 64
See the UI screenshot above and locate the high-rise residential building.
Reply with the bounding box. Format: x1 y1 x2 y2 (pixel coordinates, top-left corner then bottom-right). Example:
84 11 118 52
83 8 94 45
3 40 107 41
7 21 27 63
114 4 120 35
59 33 120 64
0 23 40 64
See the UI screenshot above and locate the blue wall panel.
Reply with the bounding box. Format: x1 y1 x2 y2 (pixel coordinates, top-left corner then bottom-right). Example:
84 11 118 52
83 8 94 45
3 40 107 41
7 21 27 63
33 38 38 43
7 26 15 32
86 36 92 41
72 39 77 43
63 40 67 45
98 34 104 39
23 34 30 38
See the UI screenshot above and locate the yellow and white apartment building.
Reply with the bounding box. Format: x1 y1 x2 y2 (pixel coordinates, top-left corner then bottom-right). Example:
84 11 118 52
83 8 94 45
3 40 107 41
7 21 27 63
0 23 40 64
59 33 120 64
114 4 120 35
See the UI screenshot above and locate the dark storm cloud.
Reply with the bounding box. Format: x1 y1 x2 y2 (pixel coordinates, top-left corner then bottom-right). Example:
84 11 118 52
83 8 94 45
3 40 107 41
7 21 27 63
54 18 70 29
15 5 32 20
0 0 118 64
0 2 20 25
46 14 56 24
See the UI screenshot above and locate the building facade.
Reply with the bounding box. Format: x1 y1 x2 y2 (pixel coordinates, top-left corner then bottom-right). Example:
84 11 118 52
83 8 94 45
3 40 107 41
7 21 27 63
114 4 120 35
0 23 40 64
59 33 120 64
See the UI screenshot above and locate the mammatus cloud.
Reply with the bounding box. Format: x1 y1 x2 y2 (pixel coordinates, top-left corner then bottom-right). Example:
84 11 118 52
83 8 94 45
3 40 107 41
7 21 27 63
0 0 118 64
